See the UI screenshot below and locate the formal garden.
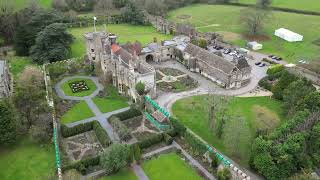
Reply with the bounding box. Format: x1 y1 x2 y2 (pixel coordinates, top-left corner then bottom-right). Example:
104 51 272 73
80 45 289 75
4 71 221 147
156 68 198 92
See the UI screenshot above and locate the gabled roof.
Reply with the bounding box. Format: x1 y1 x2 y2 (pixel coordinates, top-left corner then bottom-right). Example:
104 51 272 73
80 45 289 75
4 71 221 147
121 42 142 55
236 57 250 70
185 43 236 74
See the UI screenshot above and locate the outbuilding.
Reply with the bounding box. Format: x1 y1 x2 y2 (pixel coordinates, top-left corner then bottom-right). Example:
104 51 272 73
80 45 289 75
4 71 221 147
246 41 263 50
274 28 303 42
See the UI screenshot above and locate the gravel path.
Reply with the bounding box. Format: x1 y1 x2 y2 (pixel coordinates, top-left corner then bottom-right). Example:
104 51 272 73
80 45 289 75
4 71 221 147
132 163 149 180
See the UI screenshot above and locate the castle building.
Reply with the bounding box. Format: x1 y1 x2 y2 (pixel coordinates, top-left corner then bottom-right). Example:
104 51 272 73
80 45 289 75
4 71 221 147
0 60 11 98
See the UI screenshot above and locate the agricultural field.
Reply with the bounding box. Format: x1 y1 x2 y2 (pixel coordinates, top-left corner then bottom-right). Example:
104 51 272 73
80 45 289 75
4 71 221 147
238 0 320 12
172 96 286 167
60 101 95 124
142 153 202 180
0 138 55 180
167 4 320 63
69 24 172 58
12 0 52 11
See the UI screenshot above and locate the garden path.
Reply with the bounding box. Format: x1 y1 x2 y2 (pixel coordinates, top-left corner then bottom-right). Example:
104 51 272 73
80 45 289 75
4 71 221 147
132 163 149 180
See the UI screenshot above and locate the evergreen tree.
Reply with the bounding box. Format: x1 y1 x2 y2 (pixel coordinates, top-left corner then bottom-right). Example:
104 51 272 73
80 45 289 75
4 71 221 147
0 100 17 145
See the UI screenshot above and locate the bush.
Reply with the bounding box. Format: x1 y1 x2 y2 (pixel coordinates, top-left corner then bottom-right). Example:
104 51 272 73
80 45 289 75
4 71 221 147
164 133 173 145
137 133 164 149
267 64 285 75
109 116 131 141
29 125 51 143
62 156 100 175
184 131 207 155
262 58 278 65
61 122 94 138
113 108 142 121
131 143 142 162
258 77 272 90
93 121 112 147
169 117 187 136
217 168 232 180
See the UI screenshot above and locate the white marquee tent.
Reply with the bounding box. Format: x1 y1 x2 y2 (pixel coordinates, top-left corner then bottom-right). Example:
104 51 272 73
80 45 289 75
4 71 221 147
274 28 303 42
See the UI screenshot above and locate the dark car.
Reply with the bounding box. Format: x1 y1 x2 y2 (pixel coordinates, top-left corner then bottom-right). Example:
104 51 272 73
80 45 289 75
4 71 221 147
255 62 262 65
259 63 266 67
268 55 274 58
271 56 278 59
275 57 282 61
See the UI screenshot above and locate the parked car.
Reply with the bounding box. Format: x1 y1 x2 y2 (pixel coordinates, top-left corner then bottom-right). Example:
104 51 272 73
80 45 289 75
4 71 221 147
259 63 266 67
255 62 262 66
268 55 274 58
275 57 282 61
216 46 223 50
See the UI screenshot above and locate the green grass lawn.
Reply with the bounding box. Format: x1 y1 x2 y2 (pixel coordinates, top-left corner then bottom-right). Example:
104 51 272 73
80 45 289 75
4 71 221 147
61 78 97 97
69 24 172 58
238 0 320 12
167 4 320 63
0 138 55 180
60 101 95 124
142 153 202 180
13 0 52 11
8 56 34 79
93 86 128 113
172 96 285 167
99 168 138 180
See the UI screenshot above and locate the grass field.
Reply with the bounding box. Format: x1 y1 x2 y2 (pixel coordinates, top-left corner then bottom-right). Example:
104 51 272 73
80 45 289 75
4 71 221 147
142 153 202 180
99 168 138 180
69 24 172 58
172 96 285 167
61 101 95 124
0 138 55 180
168 4 320 63
8 56 35 78
13 0 52 11
238 0 320 12
61 78 97 97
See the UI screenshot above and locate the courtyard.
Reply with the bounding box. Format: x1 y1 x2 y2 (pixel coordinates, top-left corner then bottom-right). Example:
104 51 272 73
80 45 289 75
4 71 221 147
60 77 97 97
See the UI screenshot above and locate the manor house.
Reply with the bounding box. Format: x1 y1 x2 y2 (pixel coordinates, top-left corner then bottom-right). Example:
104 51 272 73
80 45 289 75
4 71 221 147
84 31 251 99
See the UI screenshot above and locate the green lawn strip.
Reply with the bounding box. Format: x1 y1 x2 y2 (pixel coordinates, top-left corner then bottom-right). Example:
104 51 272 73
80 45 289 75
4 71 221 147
69 24 172 58
92 97 128 113
0 138 55 180
61 78 97 97
172 96 285 167
142 153 202 180
98 168 138 180
167 4 320 63
61 101 95 124
13 0 52 11
238 0 320 12
8 56 35 78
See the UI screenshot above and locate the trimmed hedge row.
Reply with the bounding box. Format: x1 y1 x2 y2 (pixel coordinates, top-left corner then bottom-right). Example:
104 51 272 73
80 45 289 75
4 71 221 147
61 122 94 138
93 121 112 147
112 108 142 121
62 156 100 175
109 116 131 142
169 117 187 135
137 133 165 149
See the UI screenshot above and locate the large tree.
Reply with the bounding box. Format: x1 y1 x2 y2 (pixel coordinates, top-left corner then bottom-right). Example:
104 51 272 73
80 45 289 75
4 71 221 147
30 23 74 64
0 0 16 43
240 7 271 35
0 99 17 145
100 143 130 174
144 0 168 16
94 0 115 16
121 1 145 25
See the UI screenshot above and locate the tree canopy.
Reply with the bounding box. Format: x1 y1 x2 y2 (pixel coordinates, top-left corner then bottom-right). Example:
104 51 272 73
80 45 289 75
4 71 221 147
0 99 17 145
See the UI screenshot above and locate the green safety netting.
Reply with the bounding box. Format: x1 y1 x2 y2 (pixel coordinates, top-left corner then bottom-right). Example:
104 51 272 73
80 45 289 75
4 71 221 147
144 96 170 118
53 128 61 169
206 145 230 166
144 112 170 130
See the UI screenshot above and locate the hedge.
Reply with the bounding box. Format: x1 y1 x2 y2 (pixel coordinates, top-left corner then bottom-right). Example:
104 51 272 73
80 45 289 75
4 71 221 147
61 122 94 138
62 156 100 175
258 77 272 91
267 64 285 75
137 133 164 149
109 116 131 141
112 108 142 121
169 117 187 135
93 121 112 147
183 130 208 155
164 133 174 145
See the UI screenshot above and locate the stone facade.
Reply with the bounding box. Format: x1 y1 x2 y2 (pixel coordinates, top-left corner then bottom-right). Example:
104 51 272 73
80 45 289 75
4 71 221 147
0 60 11 98
183 43 251 89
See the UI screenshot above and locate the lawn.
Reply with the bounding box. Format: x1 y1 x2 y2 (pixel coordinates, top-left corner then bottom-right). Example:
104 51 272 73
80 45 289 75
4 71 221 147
238 0 320 12
0 138 55 180
8 56 34 78
69 24 172 58
172 96 285 167
99 168 138 180
61 78 97 97
167 4 320 63
93 86 128 113
13 0 52 11
142 153 202 180
60 101 95 124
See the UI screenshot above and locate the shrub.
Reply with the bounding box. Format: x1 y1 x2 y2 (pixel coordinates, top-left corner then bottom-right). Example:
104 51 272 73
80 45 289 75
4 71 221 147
131 143 141 162
29 125 51 143
258 77 272 90
113 108 142 121
209 153 220 169
109 116 131 141
267 64 285 75
262 58 278 65
62 156 100 175
61 122 94 138
164 133 173 145
217 168 232 180
93 121 111 147
184 131 207 155
137 133 164 149
169 117 187 136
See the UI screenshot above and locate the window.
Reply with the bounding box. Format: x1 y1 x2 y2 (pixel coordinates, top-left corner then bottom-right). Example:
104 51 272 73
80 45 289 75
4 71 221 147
92 57 96 60
91 49 94 52
167 54 170 56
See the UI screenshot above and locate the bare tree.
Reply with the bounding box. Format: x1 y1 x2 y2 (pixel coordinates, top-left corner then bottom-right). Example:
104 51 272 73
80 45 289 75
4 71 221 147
0 0 15 42
94 0 115 17
240 7 271 35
